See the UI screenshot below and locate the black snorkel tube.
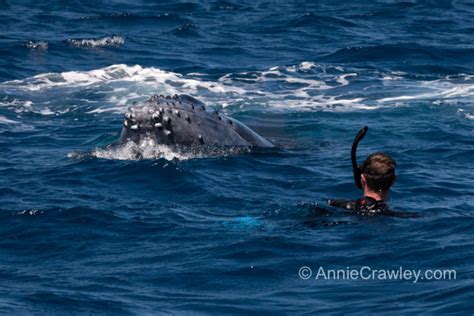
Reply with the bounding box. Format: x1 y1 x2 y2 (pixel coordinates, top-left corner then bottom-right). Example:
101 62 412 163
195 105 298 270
351 126 368 190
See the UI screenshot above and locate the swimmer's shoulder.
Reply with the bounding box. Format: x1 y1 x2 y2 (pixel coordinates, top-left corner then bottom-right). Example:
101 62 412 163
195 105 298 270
327 197 420 218
328 196 387 215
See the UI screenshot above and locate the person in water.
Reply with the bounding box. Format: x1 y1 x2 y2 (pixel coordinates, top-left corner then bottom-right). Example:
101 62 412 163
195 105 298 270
328 152 396 214
327 126 398 214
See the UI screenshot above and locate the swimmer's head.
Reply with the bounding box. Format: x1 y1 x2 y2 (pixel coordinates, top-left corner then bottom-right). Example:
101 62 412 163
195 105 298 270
361 152 396 193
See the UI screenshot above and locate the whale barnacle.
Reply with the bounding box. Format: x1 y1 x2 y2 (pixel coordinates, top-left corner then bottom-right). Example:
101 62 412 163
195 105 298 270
152 112 161 120
198 135 204 144
131 124 139 131
214 111 221 120
174 110 181 117
154 122 163 130
163 116 171 124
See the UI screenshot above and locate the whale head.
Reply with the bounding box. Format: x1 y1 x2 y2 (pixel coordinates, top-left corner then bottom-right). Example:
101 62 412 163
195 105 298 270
118 94 274 148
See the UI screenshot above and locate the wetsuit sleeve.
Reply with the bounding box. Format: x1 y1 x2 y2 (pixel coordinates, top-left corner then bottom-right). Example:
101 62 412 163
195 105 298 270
327 199 356 210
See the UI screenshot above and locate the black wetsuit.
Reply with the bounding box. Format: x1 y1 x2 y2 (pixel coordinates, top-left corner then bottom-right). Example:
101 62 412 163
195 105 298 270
328 196 389 215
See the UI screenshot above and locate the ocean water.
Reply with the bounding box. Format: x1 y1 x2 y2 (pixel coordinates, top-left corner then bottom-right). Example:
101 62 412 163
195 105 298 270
1 0 473 314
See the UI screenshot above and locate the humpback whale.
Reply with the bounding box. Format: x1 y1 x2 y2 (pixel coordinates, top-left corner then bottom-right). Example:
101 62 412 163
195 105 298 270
118 94 274 148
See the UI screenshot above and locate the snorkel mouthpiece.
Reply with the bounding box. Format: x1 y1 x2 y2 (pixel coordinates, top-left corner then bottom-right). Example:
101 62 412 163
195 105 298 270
351 126 368 190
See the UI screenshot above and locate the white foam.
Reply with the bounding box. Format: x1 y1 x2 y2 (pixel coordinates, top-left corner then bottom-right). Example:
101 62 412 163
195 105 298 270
0 115 19 125
457 109 474 120
379 75 474 103
378 95 419 103
91 139 191 161
465 113 474 120
2 62 474 117
299 61 317 70
86 107 123 114
268 96 373 111
1 63 357 115
39 108 55 115
67 36 125 48
336 73 357 86
16 209 42 216
438 85 474 98
1 64 246 96
0 99 32 108
382 75 404 81
25 41 48 50
284 77 331 90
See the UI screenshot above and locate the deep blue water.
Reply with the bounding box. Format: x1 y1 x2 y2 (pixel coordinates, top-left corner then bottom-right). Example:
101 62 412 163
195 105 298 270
1 0 474 314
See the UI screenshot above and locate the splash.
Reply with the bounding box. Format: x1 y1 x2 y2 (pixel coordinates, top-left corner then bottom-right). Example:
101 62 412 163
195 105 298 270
91 140 190 161
82 138 251 161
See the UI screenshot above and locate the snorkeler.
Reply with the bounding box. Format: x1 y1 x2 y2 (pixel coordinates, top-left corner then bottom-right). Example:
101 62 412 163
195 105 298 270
328 127 397 215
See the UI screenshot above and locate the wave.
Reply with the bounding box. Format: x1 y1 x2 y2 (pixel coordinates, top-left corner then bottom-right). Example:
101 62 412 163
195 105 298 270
79 12 186 25
211 1 248 11
1 62 474 119
66 36 125 48
0 64 246 95
171 22 200 37
322 43 474 71
288 12 358 28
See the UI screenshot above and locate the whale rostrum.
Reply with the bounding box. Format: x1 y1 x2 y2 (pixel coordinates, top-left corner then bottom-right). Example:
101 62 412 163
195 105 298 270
118 94 274 148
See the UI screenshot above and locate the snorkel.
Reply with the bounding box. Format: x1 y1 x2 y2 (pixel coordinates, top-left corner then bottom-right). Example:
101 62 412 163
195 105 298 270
351 126 368 189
